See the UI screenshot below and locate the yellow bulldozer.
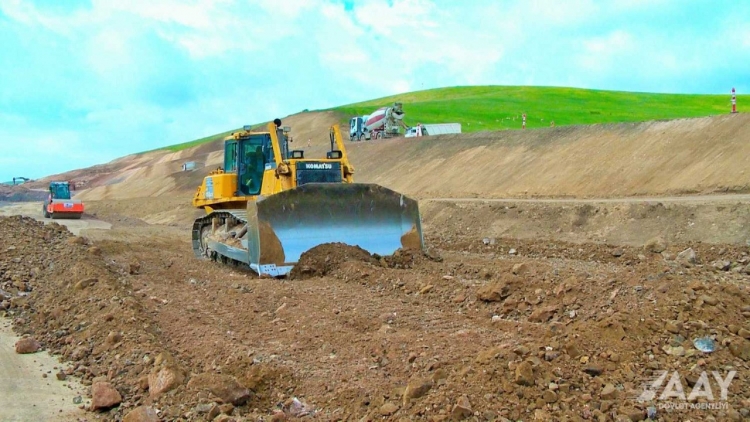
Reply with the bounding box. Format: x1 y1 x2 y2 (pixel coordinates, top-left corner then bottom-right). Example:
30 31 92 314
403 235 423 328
191 119 424 276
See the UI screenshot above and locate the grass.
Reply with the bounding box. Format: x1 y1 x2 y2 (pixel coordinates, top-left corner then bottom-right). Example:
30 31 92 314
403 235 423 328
140 128 239 154
332 85 743 131
163 129 237 152
155 85 745 151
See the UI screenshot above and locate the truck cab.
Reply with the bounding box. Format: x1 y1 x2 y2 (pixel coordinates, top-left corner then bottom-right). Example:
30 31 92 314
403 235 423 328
349 115 369 142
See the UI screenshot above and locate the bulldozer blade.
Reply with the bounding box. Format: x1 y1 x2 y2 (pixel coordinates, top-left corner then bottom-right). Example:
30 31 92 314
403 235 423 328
246 183 423 273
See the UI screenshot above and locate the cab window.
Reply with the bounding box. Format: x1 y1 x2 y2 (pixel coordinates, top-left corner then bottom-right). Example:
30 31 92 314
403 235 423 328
238 137 266 196
224 141 237 172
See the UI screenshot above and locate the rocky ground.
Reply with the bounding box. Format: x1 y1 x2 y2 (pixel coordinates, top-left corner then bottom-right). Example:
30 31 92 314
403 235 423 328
1 197 750 422
0 184 47 202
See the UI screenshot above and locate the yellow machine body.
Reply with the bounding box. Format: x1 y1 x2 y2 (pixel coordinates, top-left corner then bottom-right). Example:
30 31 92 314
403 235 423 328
191 122 422 276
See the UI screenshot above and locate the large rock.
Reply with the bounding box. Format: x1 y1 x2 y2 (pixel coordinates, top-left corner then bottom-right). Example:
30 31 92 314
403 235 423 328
123 406 159 422
187 373 251 405
514 361 534 386
528 305 558 322
379 402 399 416
402 377 433 404
148 366 186 398
74 278 97 290
511 263 529 275
91 382 122 410
601 383 617 400
676 248 697 266
729 340 750 361
583 364 604 377
477 280 515 302
644 237 667 253
15 337 41 354
451 395 472 420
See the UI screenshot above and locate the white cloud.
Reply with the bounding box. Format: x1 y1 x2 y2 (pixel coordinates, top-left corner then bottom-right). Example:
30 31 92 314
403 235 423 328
353 0 437 36
0 0 748 180
610 0 670 12
522 0 600 25
100 0 229 29
583 30 634 54
737 28 750 48
578 30 635 72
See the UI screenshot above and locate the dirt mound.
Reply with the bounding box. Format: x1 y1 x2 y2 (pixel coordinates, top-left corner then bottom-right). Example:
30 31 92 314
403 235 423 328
0 185 47 202
381 247 439 269
289 242 378 279
0 216 176 416
289 243 436 280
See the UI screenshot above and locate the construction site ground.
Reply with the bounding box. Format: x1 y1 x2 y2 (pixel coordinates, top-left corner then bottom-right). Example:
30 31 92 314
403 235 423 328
1 113 750 422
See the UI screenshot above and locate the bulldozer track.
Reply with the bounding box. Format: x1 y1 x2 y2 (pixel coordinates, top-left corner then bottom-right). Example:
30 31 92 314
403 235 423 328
191 209 250 269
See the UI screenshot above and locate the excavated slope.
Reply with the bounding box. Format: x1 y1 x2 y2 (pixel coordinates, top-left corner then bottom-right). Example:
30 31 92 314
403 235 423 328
37 112 750 201
346 113 750 198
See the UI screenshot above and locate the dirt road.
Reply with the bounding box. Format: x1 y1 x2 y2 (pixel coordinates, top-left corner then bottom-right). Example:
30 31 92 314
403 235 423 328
0 321 88 421
0 202 108 421
0 202 111 235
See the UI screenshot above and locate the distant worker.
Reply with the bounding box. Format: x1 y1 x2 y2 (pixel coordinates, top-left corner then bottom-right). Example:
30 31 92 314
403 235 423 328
307 138 311 147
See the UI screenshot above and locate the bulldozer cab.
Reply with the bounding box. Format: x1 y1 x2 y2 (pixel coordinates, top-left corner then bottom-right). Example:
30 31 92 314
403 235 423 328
239 139 267 196
49 182 71 200
224 133 276 197
227 123 344 197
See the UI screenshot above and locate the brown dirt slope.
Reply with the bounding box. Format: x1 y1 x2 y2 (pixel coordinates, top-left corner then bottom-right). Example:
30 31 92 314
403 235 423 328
34 111 344 201
347 113 750 199
26 112 750 203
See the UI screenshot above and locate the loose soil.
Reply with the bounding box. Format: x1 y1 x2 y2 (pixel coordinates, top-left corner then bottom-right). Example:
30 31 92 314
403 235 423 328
3 113 750 421
2 196 750 421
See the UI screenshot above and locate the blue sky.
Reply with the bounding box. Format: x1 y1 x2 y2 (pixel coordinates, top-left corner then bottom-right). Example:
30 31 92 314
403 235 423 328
1 0 748 181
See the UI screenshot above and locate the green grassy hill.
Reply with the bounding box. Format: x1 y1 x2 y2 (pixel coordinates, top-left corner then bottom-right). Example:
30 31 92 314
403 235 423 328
143 129 238 153
333 85 739 131
160 85 743 152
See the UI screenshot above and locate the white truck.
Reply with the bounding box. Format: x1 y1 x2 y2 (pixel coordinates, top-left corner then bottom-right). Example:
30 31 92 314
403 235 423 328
404 123 462 137
349 102 407 141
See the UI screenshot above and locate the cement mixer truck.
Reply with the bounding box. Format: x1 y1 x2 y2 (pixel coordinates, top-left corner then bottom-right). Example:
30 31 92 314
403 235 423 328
349 102 407 141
